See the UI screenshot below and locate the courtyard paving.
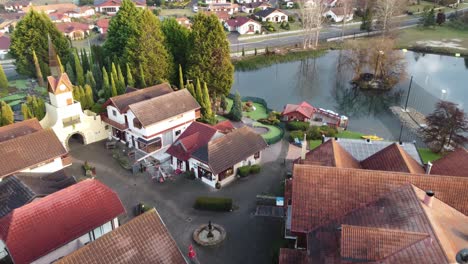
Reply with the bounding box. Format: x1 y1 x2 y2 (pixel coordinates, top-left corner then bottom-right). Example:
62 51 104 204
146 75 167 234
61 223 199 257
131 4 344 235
65 138 289 264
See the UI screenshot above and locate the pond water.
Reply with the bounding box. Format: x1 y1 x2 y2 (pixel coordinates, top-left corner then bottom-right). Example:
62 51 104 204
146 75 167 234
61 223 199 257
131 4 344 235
232 51 468 141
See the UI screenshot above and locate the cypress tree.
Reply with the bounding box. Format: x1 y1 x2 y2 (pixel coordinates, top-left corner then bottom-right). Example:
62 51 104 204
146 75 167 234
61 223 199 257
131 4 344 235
92 64 103 91
66 62 75 83
73 86 81 102
35 96 45 120
0 101 14 126
81 49 90 73
85 71 96 93
230 91 242 121
220 94 228 113
32 50 44 87
126 63 134 87
138 64 146 88
21 103 32 120
187 82 195 97
195 78 203 108
178 64 184 90
74 50 84 86
0 64 8 96
84 84 94 109
110 74 118 97
102 67 110 99
111 63 118 85
57 55 65 74
202 81 213 119
117 64 125 93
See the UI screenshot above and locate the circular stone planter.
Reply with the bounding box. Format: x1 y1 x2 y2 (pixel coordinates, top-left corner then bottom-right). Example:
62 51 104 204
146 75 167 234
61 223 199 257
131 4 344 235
193 223 226 247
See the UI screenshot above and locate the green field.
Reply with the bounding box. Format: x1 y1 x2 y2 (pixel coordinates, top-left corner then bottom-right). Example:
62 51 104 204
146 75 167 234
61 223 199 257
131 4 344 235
2 93 26 101
244 103 268 120
417 148 443 164
336 130 364 139
254 122 283 143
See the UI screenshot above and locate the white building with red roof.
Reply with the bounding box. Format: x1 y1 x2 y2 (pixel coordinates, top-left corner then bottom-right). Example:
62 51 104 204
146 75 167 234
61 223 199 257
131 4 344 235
281 101 316 122
56 22 91 40
94 0 146 14
0 179 125 264
225 16 262 34
95 18 110 35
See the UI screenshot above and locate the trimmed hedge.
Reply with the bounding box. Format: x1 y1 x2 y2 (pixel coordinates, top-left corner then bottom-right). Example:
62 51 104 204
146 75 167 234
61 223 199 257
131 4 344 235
289 130 305 142
194 197 233 212
238 166 251 177
286 121 310 131
306 125 338 140
250 164 261 174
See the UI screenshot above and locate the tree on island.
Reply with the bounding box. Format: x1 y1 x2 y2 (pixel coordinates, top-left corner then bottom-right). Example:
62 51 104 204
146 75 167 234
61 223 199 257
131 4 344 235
422 100 468 153
186 13 233 96
10 10 70 77
229 92 243 122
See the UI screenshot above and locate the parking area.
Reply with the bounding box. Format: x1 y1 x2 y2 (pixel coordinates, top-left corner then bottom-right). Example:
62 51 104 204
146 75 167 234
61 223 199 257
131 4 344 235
65 138 289 264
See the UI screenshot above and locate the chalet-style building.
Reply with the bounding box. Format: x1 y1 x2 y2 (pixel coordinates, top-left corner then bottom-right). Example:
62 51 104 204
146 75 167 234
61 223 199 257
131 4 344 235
0 119 71 179
0 179 125 264
281 101 348 128
430 148 468 177
167 124 267 188
241 1 271 13
281 164 468 264
57 209 187 264
40 40 109 149
103 85 200 162
225 17 262 34
93 0 146 14
254 8 288 22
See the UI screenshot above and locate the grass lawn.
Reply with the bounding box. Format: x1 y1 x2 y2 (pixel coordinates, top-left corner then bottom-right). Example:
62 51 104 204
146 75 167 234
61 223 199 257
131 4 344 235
309 140 322 150
397 25 468 55
1 93 26 102
9 79 28 90
417 148 443 164
244 103 268 120
253 122 282 142
337 130 364 139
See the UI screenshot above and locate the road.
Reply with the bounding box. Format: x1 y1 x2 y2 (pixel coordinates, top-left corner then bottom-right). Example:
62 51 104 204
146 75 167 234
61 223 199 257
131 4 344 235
230 8 468 51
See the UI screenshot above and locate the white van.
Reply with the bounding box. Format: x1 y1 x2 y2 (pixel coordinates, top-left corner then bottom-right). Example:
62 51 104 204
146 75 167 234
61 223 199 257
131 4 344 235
193 6 198 12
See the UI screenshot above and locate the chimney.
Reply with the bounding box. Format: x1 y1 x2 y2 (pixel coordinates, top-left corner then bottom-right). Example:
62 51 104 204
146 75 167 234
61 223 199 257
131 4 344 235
425 161 433 175
321 134 325 144
301 133 307 160
423 190 435 207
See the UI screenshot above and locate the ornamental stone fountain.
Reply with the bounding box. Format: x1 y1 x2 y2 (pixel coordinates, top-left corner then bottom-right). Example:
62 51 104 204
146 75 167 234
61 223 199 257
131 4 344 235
193 221 226 247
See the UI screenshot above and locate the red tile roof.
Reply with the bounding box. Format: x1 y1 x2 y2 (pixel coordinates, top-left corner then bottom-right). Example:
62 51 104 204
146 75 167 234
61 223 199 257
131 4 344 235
0 35 11 50
295 139 361 168
166 121 218 161
0 118 42 143
55 22 90 33
0 179 125 264
213 120 235 134
291 165 468 234
96 18 110 33
57 209 186 264
279 248 307 264
430 148 468 177
360 143 425 174
226 17 258 27
47 73 73 93
282 101 316 119
0 129 67 179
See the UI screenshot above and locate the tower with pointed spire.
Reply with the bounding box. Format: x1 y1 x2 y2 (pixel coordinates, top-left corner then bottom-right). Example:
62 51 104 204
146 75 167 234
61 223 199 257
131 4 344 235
48 35 61 78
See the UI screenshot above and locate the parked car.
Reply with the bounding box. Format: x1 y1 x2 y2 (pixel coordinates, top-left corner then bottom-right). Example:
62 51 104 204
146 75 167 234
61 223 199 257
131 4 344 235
193 5 198 12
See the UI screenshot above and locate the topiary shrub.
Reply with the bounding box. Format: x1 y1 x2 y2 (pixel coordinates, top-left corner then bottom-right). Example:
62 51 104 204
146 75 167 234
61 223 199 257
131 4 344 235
194 197 232 211
250 164 261 174
238 165 251 177
286 121 310 131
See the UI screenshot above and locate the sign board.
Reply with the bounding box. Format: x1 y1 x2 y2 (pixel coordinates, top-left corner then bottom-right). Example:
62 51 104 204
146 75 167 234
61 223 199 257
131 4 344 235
276 197 284 207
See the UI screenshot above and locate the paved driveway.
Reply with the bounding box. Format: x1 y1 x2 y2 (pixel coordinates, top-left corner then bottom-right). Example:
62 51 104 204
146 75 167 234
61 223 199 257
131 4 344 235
65 139 289 264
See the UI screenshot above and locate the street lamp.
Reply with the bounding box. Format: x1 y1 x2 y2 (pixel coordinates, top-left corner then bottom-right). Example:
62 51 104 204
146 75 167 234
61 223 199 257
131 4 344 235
374 50 384 78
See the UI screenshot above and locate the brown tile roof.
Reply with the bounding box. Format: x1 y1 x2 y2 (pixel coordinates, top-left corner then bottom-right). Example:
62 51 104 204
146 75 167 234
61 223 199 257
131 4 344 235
57 209 187 264
14 169 76 196
279 248 308 264
192 126 267 175
129 89 200 127
282 101 316 119
103 83 173 113
0 129 67 179
360 143 425 174
291 165 468 234
0 118 42 143
47 73 73 94
213 120 235 134
296 139 361 169
430 148 468 177
340 225 429 262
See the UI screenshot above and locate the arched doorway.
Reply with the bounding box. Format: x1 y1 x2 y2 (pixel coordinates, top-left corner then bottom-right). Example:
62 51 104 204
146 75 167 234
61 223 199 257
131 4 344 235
67 132 85 149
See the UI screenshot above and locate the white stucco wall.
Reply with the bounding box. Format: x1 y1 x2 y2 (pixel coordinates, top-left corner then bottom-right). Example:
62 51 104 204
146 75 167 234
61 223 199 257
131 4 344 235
19 157 64 174
106 105 126 125
127 110 196 139
261 11 288 22
238 21 261 34
50 92 74 108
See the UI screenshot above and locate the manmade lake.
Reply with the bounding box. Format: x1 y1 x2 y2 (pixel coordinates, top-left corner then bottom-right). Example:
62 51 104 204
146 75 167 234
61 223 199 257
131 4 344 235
232 50 468 142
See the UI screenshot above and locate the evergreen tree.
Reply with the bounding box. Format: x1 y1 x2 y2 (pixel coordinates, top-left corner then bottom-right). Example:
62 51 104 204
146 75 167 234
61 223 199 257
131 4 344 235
102 67 110 99
161 18 189 82
187 82 195 97
32 50 44 87
74 50 85 86
65 62 75 83
21 103 33 119
178 64 184 90
110 74 118 96
360 8 373 32
81 49 90 73
10 10 70 77
57 55 65 73
92 64 103 91
36 96 45 120
138 64 146 88
229 91 242 121
254 48 257 56
117 64 125 93
420 7 436 28
126 63 134 87
195 78 203 108
23 95 45 120
84 84 94 109
202 81 213 120
85 71 96 92
0 101 14 126
126 9 174 87
186 13 234 96
0 64 8 96
104 0 141 59
72 86 82 102
220 94 228 113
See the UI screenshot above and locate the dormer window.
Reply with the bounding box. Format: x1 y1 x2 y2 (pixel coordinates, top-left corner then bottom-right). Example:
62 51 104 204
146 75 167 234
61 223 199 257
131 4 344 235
133 118 142 129
112 110 117 116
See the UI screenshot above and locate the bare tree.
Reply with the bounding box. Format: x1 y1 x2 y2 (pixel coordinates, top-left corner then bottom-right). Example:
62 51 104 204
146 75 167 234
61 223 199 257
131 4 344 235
299 0 327 49
374 0 407 36
340 0 355 40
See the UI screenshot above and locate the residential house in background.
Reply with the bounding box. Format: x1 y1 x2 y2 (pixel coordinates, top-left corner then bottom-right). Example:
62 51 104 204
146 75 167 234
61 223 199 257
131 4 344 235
236 0 267 4
241 1 271 13
430 147 468 177
176 16 192 28
280 164 468 264
323 7 354 22
57 209 188 264
63 6 95 18
0 35 10 59
94 0 146 14
167 125 267 188
95 18 110 35
209 2 239 15
102 85 201 162
56 22 91 40
255 8 288 22
22 3 79 14
203 10 231 22
4 0 30 11
281 101 348 128
48 12 71 23
0 119 71 180
0 20 16 33
225 16 262 34
0 179 125 264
